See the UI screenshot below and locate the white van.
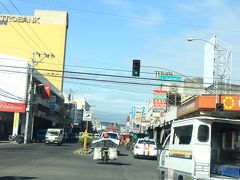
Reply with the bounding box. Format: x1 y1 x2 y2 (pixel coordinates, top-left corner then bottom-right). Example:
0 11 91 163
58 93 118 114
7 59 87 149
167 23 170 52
158 116 240 180
45 128 64 145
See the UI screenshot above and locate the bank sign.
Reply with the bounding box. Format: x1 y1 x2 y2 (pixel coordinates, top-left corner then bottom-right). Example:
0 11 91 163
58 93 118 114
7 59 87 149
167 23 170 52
0 15 40 24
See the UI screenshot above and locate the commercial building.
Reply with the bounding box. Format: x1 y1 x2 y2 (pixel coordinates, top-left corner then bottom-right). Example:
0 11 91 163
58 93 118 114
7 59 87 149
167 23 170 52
0 10 68 141
0 10 68 91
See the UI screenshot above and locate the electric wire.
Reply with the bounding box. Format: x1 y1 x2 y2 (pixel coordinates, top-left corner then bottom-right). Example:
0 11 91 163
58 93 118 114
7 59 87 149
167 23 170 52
2 56 240 84
1 0 65 70
15 0 240 33
0 9 37 51
0 1 44 51
0 63 238 91
0 67 237 93
0 87 24 100
9 0 52 55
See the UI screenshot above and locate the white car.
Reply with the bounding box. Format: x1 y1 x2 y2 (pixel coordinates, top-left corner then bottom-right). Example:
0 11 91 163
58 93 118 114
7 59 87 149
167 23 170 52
133 138 158 159
100 132 120 146
45 128 64 145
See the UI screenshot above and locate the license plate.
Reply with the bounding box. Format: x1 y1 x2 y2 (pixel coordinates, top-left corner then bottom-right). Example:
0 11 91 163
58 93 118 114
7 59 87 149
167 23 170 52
144 147 150 151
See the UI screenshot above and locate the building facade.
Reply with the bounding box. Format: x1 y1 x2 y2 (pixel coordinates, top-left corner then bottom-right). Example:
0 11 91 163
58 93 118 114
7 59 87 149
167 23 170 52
0 10 68 141
0 10 68 91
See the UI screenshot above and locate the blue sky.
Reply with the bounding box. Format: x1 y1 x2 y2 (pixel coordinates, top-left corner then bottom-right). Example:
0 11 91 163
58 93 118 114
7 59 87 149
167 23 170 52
3 0 240 123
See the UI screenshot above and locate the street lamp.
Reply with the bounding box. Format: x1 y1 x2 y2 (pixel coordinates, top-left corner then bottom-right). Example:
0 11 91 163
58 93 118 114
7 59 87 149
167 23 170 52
187 36 219 110
187 37 215 47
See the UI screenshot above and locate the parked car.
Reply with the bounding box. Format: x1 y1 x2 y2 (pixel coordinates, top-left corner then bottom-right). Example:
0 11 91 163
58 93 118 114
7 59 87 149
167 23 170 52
133 138 158 159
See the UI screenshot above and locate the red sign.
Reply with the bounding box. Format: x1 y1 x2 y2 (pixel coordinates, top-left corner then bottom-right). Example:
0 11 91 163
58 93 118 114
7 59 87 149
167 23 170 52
153 99 167 108
153 89 167 110
0 101 26 112
153 89 167 94
41 84 51 99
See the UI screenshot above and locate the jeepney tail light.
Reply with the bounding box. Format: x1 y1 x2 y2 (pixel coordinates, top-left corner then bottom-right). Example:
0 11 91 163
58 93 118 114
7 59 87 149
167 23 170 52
154 147 158 150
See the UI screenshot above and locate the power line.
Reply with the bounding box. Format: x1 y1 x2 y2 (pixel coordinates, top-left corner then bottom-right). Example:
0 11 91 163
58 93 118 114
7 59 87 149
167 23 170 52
0 87 24 100
0 9 37 51
1 1 65 71
0 64 239 89
3 55 240 84
0 1 44 51
16 0 240 33
9 0 52 54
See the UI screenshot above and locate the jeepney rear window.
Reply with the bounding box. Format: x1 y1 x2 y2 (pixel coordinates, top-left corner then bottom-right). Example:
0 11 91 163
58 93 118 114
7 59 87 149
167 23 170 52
172 125 193 145
198 125 209 142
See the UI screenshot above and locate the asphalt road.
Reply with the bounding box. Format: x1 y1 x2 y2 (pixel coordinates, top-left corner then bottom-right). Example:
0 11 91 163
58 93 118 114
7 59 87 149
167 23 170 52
0 143 159 180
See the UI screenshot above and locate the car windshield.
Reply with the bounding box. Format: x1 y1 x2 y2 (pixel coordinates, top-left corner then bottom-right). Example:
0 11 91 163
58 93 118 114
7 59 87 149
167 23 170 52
0 1 239 180
106 133 118 139
47 131 59 136
138 140 155 145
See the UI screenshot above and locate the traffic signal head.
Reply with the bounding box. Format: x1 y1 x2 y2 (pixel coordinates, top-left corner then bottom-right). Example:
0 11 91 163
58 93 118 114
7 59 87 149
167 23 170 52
216 103 224 111
132 59 140 77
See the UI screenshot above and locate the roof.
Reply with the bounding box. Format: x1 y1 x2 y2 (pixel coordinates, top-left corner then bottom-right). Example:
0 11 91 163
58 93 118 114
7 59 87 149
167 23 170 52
174 116 240 125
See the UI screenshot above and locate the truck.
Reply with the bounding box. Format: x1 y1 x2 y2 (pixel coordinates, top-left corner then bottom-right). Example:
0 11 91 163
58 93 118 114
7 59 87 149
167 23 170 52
158 115 240 180
45 128 64 145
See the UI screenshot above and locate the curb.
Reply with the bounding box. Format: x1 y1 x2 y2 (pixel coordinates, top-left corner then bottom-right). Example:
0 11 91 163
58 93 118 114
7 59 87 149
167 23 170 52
74 148 93 155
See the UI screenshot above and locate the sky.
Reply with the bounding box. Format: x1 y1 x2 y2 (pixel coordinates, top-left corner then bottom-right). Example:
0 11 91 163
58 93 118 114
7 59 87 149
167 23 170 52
2 0 240 123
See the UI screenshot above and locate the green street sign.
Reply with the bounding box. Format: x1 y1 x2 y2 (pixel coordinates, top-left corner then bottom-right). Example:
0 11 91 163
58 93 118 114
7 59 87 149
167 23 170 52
159 75 182 81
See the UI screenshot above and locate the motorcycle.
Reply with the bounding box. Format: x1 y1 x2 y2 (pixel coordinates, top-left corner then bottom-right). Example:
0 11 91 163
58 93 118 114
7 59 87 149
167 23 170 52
101 147 109 164
92 138 118 164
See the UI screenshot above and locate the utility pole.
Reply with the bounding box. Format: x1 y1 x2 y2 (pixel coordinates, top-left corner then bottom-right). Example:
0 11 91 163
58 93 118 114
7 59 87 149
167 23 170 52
24 52 35 144
24 52 53 144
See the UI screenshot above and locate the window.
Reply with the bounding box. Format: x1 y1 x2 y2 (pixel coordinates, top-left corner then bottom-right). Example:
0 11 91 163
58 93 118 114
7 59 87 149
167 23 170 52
172 125 193 145
198 125 209 142
106 133 119 139
138 140 155 145
223 131 240 151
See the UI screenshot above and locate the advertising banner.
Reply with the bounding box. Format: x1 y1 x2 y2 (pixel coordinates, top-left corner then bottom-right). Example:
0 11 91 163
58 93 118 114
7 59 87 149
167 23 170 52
0 101 26 112
153 90 167 112
41 84 51 99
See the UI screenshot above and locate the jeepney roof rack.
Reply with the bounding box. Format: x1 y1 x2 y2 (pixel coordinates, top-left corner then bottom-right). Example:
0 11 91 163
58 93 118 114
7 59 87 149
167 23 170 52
211 111 237 119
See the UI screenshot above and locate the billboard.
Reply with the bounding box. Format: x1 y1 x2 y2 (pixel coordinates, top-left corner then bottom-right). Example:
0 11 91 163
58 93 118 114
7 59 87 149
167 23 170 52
153 89 167 112
0 54 28 112
203 36 215 88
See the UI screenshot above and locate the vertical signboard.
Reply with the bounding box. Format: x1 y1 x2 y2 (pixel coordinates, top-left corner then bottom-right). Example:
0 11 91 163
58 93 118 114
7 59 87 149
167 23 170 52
153 89 167 112
131 107 136 123
12 112 19 135
49 96 56 116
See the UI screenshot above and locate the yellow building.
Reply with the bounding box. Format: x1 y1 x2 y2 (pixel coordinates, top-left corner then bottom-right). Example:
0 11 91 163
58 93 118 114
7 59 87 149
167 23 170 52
0 10 68 91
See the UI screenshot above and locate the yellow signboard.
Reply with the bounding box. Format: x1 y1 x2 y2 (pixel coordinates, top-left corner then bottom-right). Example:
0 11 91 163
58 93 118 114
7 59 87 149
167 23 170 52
13 112 19 129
